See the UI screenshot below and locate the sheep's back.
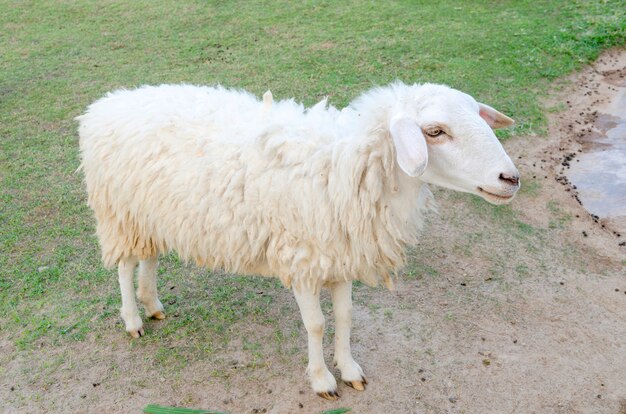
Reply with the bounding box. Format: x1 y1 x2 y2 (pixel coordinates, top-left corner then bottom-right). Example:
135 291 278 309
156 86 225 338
78 85 340 284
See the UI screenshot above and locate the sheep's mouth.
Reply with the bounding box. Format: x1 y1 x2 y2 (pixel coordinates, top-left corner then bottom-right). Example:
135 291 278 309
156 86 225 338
477 187 515 203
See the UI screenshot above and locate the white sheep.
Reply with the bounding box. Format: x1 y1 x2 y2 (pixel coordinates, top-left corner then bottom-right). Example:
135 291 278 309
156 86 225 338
77 82 519 399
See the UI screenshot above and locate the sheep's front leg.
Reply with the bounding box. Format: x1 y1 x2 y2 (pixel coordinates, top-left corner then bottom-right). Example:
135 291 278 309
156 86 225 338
137 256 165 320
330 281 367 391
118 256 144 338
293 286 339 400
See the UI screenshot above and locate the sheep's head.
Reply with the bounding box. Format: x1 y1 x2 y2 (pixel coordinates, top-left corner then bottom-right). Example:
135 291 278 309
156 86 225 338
389 83 520 205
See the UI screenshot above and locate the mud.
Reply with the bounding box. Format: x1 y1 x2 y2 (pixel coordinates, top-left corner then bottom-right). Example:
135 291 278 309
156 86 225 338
547 48 626 247
565 70 626 234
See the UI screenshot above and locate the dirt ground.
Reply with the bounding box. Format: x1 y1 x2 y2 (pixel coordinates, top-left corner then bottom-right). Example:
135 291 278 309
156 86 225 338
2 50 625 414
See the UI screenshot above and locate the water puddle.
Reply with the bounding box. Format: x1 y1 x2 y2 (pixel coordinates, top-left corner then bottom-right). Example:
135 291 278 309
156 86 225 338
566 77 626 233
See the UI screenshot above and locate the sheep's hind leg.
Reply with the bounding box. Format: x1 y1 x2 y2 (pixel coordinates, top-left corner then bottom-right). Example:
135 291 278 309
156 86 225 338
293 286 339 400
330 281 367 391
137 256 165 320
118 256 144 338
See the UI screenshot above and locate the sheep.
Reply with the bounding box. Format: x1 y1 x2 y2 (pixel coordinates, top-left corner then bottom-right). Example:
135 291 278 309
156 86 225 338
77 81 520 400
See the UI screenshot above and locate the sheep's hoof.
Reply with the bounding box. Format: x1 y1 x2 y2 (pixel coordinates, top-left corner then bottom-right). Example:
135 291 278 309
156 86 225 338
150 311 166 320
128 327 144 338
345 379 367 391
317 390 340 401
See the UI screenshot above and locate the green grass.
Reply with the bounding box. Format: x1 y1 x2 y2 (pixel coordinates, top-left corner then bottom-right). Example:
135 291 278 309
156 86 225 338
547 200 573 228
404 261 441 280
1 0 624 351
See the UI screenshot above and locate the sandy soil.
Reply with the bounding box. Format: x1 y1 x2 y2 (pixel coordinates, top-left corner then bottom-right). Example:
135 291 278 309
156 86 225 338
1 50 625 414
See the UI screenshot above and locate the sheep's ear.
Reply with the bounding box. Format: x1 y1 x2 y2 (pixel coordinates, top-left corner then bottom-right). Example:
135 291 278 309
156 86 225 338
478 103 515 129
389 116 428 177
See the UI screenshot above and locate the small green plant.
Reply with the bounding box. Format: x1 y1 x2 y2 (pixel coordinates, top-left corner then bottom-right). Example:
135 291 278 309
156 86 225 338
515 264 531 278
384 309 393 321
321 409 351 414
143 404 227 414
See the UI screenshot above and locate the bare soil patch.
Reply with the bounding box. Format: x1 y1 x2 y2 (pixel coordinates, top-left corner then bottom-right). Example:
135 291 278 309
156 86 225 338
1 50 625 414
542 48 626 239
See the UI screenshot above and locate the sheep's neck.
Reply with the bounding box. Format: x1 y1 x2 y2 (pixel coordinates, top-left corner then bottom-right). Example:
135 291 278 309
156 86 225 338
332 124 428 236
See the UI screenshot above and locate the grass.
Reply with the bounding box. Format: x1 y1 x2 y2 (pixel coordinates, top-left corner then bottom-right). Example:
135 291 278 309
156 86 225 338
0 0 624 370
547 200 573 228
144 404 227 414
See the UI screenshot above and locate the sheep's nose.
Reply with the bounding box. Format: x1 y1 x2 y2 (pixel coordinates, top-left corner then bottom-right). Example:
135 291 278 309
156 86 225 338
499 172 520 186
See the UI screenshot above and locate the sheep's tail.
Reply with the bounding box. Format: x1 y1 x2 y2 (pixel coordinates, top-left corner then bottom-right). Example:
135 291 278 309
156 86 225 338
261 90 273 115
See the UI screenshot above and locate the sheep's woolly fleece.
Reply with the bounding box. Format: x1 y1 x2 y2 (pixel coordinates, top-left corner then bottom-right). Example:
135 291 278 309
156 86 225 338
77 84 436 291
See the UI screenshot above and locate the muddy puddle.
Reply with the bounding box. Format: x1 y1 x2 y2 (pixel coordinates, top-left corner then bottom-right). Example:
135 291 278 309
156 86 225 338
566 73 626 234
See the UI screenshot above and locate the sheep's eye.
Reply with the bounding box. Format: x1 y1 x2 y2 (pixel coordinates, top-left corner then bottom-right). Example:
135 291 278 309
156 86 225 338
425 128 444 137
